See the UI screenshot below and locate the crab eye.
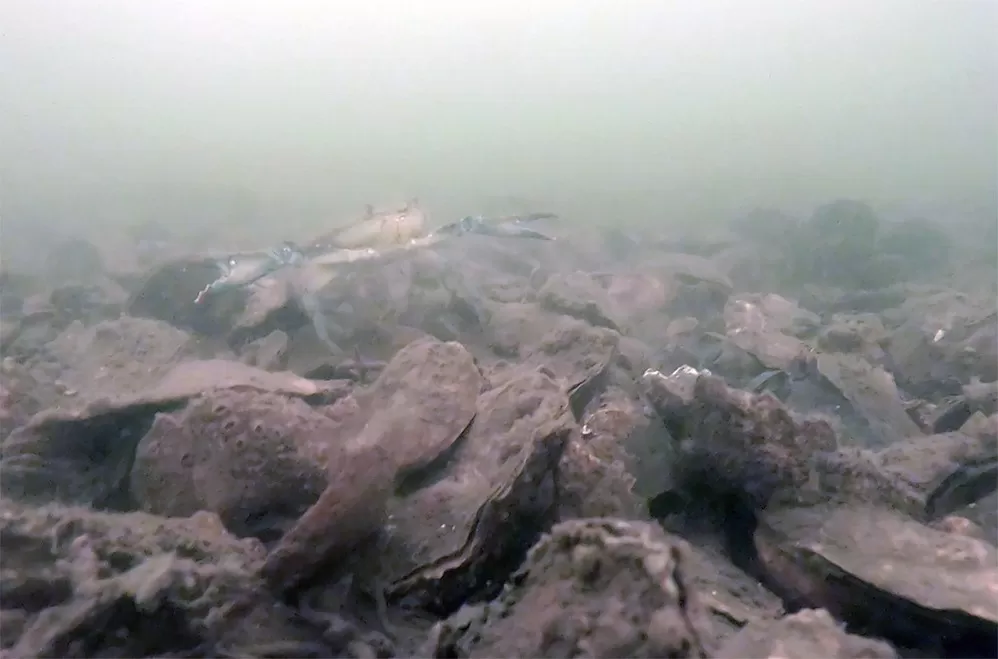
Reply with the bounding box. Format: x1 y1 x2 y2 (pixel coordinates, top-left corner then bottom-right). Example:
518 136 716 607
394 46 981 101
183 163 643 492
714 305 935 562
228 258 237 266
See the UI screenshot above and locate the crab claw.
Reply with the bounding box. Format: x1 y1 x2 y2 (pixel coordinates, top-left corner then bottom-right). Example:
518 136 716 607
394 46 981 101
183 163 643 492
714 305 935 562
194 259 231 304
469 221 555 240
436 215 555 240
494 224 555 240
434 216 481 236
274 242 306 266
194 282 214 304
508 211 559 223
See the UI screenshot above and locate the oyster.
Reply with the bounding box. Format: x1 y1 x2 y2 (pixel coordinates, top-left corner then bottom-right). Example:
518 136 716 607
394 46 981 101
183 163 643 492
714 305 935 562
674 375 998 655
424 518 711 658
1 358 343 507
260 338 484 593
716 608 899 659
755 503 997 655
371 367 575 613
0 499 322 658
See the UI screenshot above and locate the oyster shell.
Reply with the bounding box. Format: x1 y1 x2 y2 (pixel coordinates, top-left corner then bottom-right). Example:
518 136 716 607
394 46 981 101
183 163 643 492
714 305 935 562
373 367 575 613
260 338 484 593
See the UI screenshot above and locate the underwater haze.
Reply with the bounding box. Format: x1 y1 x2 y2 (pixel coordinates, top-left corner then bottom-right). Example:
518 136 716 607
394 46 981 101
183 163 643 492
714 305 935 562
2 0 996 238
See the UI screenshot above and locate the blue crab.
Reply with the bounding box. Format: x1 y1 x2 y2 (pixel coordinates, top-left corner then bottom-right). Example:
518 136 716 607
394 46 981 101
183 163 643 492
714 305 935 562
196 206 557 303
193 204 558 354
306 199 428 253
